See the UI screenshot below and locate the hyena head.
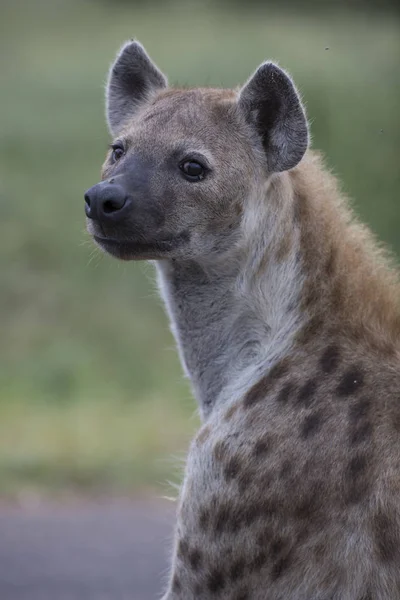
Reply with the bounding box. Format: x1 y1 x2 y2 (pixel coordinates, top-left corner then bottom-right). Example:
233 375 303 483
85 41 308 261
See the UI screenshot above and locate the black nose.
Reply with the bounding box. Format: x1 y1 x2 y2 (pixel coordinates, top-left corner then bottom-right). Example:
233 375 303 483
84 181 129 220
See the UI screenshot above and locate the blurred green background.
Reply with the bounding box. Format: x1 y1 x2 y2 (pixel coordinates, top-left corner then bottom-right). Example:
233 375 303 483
0 0 399 498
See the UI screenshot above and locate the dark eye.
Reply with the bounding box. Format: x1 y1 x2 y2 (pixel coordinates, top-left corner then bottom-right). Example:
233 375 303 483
111 144 124 163
180 160 205 181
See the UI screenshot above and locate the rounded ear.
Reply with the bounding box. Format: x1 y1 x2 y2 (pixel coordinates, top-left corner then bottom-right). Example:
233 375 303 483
238 62 309 173
106 41 167 136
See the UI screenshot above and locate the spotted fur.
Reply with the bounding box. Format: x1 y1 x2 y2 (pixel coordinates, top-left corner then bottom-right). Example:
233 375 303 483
88 41 400 599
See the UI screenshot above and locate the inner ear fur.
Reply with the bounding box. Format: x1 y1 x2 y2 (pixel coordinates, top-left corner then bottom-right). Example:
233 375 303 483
238 62 309 173
106 40 167 136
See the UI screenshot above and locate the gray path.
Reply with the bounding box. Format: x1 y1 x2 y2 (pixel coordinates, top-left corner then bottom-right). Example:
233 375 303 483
0 499 175 600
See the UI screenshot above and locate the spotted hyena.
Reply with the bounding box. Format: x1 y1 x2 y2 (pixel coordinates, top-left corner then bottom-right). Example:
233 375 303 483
85 41 400 599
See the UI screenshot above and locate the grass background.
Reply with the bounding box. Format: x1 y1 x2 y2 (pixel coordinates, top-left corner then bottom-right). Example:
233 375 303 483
0 0 399 497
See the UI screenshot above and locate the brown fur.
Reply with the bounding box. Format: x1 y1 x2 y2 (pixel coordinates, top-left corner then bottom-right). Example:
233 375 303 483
164 153 400 599
292 152 400 350
90 43 400 598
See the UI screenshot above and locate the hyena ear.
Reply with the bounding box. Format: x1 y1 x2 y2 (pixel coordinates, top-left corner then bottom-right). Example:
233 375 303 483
106 41 167 135
238 62 309 172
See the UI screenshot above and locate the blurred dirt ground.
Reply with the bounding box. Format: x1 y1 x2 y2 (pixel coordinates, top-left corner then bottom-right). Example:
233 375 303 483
0 498 175 600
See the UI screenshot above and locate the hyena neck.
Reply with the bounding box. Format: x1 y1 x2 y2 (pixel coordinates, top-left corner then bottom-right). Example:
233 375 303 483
289 152 400 354
156 173 306 419
156 152 400 419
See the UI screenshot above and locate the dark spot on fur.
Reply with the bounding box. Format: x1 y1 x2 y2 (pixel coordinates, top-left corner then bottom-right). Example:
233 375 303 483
224 403 240 422
304 286 320 310
213 440 229 462
199 507 210 531
270 537 285 558
242 503 262 525
249 498 277 522
358 591 373 600
216 499 278 534
269 359 290 380
251 550 267 571
330 281 344 312
228 515 242 533
393 410 400 434
243 375 271 408
293 197 302 224
271 551 293 580
207 569 225 593
244 408 263 429
234 202 242 216
279 460 293 479
294 492 321 522
172 574 181 592
296 315 324 345
348 454 367 477
314 540 327 558
259 470 275 489
225 504 244 533
349 398 372 445
243 360 289 408
189 548 202 571
224 456 242 480
345 454 370 504
257 525 273 547
253 438 271 457
295 524 310 545
300 411 323 439
203 397 212 410
324 246 337 277
349 398 371 423
373 512 399 562
350 421 372 445
276 382 295 404
230 557 246 581
233 592 249 600
196 424 211 445
214 503 231 534
238 470 252 494
297 379 317 407
177 538 189 560
337 366 364 397
320 344 340 374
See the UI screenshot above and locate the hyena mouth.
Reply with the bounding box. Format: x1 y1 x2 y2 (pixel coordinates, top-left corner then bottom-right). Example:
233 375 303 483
93 231 190 260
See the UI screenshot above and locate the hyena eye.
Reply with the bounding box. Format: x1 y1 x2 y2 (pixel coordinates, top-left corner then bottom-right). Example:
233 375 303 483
111 144 125 163
180 160 205 181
